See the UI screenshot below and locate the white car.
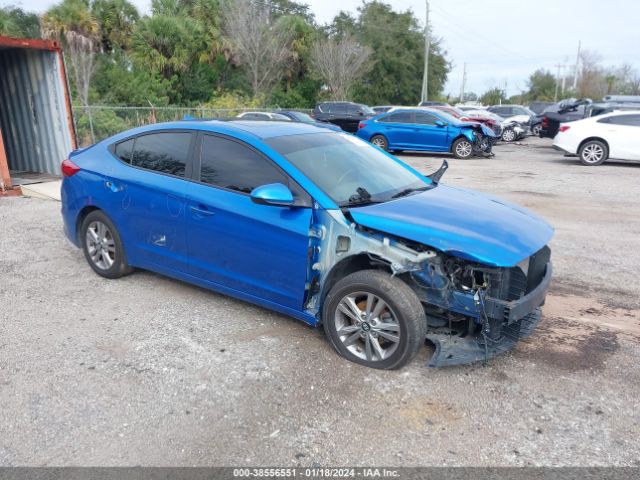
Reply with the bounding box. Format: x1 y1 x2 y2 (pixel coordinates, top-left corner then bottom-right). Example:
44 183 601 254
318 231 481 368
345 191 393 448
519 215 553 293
553 111 640 166
236 111 291 121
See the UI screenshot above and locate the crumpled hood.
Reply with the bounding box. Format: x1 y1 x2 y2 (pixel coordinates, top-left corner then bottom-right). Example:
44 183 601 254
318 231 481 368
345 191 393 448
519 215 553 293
349 184 553 267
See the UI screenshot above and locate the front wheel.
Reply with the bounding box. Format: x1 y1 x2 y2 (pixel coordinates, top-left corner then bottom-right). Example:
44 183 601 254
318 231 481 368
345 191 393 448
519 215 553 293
323 270 427 370
502 128 516 142
452 137 473 159
531 124 541 136
579 140 608 166
370 134 389 151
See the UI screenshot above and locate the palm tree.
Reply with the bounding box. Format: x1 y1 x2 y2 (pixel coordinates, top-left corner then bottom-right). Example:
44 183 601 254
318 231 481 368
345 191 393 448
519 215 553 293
41 0 99 41
92 0 140 52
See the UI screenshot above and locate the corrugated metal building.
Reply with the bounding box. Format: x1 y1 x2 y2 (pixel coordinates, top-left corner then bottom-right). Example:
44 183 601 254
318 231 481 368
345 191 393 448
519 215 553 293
0 35 76 194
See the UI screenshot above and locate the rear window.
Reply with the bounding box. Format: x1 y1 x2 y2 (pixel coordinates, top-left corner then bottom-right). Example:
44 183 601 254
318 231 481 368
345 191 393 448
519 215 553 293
607 114 640 126
131 132 192 177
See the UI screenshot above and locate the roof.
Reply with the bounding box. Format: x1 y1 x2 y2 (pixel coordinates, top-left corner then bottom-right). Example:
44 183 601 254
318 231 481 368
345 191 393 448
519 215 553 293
0 35 61 52
103 119 332 145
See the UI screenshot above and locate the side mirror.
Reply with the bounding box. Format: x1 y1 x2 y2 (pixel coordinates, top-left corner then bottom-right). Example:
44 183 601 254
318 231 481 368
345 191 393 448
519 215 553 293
250 183 294 207
435 120 447 127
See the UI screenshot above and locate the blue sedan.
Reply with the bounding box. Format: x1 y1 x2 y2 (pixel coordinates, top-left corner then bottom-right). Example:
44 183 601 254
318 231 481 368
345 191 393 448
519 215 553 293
356 108 495 158
61 121 552 369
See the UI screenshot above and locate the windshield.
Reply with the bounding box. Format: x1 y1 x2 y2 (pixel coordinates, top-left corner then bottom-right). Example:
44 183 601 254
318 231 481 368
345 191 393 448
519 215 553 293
427 109 461 124
358 104 376 115
290 112 315 123
266 133 429 207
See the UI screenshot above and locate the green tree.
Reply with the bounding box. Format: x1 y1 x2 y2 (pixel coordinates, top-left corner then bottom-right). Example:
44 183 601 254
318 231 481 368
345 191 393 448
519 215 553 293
330 1 450 105
0 6 40 38
480 87 506 105
91 0 139 52
41 0 99 40
526 69 556 101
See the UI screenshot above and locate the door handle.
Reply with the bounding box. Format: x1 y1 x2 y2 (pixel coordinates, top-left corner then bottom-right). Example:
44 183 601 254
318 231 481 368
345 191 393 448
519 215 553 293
190 205 215 217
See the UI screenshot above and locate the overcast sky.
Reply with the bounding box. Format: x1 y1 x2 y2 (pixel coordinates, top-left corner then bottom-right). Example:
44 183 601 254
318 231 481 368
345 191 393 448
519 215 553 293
4 0 639 98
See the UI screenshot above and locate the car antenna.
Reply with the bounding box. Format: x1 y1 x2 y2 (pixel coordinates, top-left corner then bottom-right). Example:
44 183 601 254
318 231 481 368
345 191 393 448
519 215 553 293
427 159 448 184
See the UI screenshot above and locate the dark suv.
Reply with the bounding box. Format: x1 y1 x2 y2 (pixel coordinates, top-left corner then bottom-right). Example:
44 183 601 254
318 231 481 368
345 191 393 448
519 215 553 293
313 102 375 133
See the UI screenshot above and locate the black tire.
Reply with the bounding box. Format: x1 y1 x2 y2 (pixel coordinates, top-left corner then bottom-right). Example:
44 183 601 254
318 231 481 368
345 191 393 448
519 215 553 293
370 134 389 151
579 140 608 166
323 269 427 370
81 210 132 279
531 124 541 136
452 137 473 159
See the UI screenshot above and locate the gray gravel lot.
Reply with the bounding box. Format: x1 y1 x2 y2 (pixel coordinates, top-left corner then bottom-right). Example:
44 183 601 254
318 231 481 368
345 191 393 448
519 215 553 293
1 137 639 466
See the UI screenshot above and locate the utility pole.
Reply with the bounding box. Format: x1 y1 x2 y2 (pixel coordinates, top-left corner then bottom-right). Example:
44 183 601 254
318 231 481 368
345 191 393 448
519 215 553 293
572 40 581 90
561 60 567 94
554 63 563 102
420 0 430 103
459 62 467 103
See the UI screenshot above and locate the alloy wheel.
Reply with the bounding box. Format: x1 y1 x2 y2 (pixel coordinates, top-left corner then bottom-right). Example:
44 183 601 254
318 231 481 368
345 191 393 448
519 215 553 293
371 136 386 148
455 140 472 158
582 144 604 164
85 220 116 270
502 129 516 142
334 292 400 362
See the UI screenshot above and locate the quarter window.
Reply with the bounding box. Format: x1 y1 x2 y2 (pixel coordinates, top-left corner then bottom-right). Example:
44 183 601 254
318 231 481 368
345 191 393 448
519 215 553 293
199 135 287 194
115 138 134 164
131 132 192 177
607 114 640 126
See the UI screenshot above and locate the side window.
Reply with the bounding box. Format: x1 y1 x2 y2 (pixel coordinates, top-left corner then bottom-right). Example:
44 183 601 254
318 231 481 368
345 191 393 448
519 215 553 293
131 132 192 177
332 104 347 114
608 114 640 126
199 135 287 194
414 112 438 125
115 138 134 164
380 112 413 123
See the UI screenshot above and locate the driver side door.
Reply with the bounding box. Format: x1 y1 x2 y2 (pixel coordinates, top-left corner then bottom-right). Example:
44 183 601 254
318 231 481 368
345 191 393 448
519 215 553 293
185 133 313 310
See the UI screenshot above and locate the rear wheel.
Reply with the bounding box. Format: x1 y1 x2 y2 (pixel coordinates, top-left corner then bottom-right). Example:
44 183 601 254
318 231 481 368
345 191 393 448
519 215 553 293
452 137 473 159
579 140 608 166
323 270 427 370
81 210 132 279
370 134 389 151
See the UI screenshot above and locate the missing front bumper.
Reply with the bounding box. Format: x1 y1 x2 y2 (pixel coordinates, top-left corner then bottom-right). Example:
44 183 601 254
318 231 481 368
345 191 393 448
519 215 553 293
426 308 542 367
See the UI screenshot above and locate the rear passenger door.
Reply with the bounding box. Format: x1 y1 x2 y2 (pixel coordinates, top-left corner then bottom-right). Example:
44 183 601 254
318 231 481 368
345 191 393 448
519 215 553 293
375 112 415 148
108 131 195 272
185 133 313 310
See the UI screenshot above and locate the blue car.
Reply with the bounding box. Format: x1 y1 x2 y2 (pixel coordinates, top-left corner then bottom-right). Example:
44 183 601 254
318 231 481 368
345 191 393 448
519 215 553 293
61 121 552 369
356 108 496 158
275 110 343 132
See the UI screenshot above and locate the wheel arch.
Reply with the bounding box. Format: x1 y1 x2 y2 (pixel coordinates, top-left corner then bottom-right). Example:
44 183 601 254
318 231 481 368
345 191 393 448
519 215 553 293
578 136 609 154
75 205 102 243
318 253 393 321
449 134 472 153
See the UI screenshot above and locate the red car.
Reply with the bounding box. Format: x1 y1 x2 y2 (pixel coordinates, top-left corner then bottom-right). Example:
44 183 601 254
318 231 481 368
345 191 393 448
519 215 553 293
429 105 502 137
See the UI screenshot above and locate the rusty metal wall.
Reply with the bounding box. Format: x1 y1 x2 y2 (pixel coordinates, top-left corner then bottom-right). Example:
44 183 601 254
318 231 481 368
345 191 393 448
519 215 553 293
0 47 74 175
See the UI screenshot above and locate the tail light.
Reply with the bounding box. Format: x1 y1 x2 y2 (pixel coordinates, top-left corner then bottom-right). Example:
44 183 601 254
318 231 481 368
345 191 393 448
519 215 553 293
542 116 549 127
559 125 571 133
61 159 80 177
358 122 365 129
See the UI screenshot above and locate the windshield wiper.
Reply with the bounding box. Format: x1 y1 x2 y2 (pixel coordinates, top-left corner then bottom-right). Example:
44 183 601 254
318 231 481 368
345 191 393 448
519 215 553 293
340 187 380 208
391 186 429 199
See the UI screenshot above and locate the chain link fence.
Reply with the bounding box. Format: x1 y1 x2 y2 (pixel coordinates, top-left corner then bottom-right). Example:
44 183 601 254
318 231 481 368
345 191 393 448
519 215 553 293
72 105 313 146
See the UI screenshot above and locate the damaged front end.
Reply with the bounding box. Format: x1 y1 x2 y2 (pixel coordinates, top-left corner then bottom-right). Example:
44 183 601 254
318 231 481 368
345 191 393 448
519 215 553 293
305 207 552 368
408 246 551 367
464 123 496 157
